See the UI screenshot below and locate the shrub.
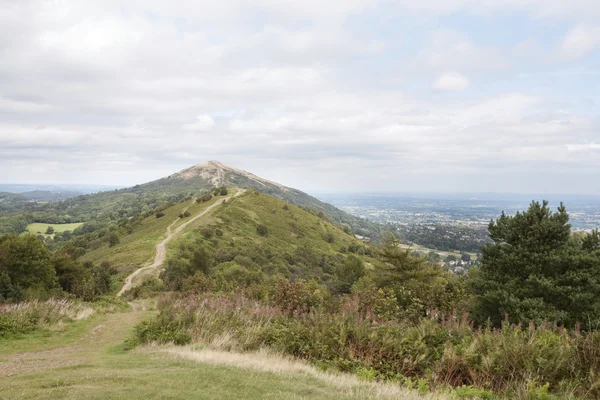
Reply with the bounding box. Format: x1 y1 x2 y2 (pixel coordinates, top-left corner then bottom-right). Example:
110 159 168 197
323 232 335 243
197 194 212 203
256 224 268 237
155 212 165 219
201 227 214 239
108 232 120 247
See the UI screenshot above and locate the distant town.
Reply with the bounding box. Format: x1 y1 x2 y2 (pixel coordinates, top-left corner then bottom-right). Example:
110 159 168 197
321 193 600 274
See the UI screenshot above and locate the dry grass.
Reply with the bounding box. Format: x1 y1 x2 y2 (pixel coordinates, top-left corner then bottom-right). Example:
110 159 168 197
155 344 449 400
0 298 95 323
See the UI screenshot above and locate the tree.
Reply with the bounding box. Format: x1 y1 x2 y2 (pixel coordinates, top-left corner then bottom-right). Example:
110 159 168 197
46 226 55 235
335 255 365 293
53 254 91 295
461 253 471 262
375 234 454 319
471 201 600 329
108 232 120 247
0 235 57 300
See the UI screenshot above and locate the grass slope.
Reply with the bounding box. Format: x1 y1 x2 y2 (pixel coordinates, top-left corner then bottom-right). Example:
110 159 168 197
81 197 221 272
167 190 376 285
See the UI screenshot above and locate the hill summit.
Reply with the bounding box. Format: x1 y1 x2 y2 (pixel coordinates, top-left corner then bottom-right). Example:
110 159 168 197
172 161 289 192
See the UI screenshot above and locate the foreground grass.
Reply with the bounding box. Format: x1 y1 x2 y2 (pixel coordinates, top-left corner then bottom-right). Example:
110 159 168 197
0 305 439 400
0 316 97 355
2 351 439 400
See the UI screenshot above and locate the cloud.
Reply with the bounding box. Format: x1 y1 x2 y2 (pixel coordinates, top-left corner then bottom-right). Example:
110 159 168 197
566 143 600 152
182 115 216 132
415 29 509 73
432 72 470 91
558 24 600 61
0 0 599 194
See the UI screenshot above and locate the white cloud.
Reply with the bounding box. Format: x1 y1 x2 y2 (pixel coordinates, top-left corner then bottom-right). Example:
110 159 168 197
0 0 599 194
182 115 216 132
432 72 470 91
416 29 509 73
559 24 600 61
567 143 600 152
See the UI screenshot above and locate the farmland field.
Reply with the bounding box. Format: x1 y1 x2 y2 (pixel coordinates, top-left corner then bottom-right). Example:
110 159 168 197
26 222 83 237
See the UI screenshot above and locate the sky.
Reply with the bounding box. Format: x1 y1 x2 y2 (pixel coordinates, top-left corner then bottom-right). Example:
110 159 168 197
1 0 599 194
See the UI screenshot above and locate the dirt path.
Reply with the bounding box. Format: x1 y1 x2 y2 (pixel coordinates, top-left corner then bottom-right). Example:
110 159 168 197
116 189 245 296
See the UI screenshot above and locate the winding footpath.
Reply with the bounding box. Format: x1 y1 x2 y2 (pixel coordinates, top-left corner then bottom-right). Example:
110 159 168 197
116 189 245 296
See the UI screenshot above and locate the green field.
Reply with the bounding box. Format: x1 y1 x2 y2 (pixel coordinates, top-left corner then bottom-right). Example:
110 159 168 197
26 222 84 237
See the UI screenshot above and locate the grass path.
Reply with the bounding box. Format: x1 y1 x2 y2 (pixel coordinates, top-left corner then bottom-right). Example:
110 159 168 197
116 189 245 296
0 305 439 400
0 307 152 380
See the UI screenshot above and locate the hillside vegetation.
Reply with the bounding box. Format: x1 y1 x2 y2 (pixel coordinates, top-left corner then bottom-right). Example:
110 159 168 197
158 190 376 292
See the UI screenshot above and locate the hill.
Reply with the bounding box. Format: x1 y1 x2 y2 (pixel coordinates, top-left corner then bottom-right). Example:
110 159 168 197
0 161 382 239
134 161 382 238
81 189 374 295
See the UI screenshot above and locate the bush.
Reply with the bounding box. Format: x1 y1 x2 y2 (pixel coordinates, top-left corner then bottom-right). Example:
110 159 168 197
155 212 165 219
108 232 120 247
256 224 268 237
197 194 212 203
201 227 214 239
323 232 335 243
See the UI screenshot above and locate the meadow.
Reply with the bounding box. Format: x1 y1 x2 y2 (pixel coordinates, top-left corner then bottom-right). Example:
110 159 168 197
26 222 83 237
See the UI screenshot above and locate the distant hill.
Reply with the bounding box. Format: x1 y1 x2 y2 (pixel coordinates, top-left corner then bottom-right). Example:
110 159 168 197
132 161 382 238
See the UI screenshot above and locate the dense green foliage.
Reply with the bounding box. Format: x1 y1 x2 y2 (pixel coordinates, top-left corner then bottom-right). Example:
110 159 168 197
472 201 600 329
0 235 115 301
